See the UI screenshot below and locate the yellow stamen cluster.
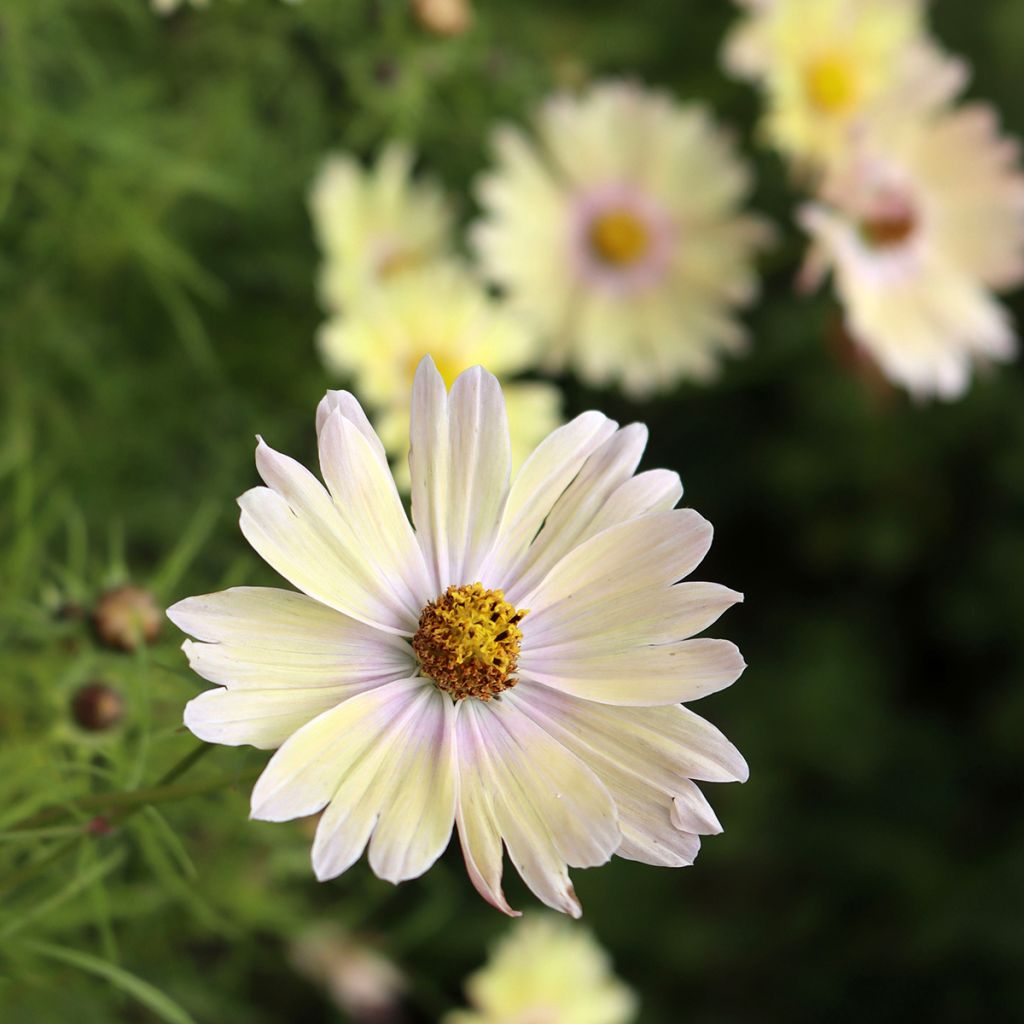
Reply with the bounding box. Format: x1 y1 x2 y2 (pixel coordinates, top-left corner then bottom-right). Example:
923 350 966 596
413 583 528 701
804 53 860 114
589 210 650 266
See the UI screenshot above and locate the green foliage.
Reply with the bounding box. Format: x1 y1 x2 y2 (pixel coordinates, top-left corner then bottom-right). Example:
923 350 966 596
2 0 1023 1022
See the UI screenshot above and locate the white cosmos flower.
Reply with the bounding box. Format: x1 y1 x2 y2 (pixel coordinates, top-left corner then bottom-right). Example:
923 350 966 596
309 142 453 314
799 103 1024 399
471 80 769 397
168 359 747 917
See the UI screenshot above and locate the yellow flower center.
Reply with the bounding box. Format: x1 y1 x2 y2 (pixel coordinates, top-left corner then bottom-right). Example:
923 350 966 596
589 210 650 266
412 583 528 701
375 246 421 280
804 53 860 114
404 351 463 390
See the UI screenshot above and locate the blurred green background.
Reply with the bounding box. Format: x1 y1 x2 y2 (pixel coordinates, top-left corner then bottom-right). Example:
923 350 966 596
3 0 1024 1021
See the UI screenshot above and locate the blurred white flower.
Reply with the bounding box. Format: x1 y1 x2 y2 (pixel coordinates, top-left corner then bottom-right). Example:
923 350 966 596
290 925 405 1023
152 0 301 12
445 916 637 1024
799 102 1024 399
318 264 561 485
310 143 453 314
722 0 965 171
169 359 747 917
472 79 769 397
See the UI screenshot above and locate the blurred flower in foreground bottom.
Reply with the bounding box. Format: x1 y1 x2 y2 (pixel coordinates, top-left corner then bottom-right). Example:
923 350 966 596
445 916 637 1024
290 925 406 1023
169 358 747 916
310 143 453 315
472 78 769 397
800 102 1024 399
318 263 561 485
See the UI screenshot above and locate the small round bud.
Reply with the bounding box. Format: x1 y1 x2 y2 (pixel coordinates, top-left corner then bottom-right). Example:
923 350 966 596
71 683 125 732
93 585 162 651
412 0 472 38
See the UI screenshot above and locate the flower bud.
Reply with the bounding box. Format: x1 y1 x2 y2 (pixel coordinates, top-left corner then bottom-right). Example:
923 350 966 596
412 0 472 38
93 585 162 651
71 682 125 732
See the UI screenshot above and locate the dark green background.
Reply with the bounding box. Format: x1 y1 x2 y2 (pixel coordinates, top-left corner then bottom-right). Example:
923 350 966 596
3 1 1023 1021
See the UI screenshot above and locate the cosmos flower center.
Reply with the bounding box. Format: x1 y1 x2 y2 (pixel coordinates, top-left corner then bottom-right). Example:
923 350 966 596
588 210 651 267
860 209 917 249
412 583 528 701
858 189 918 250
804 53 860 114
374 244 422 280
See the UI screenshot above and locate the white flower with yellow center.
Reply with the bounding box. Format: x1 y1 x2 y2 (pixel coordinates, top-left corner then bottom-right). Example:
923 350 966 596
799 103 1024 399
445 916 637 1024
471 80 769 397
169 359 747 916
723 0 965 170
318 264 562 484
309 143 453 313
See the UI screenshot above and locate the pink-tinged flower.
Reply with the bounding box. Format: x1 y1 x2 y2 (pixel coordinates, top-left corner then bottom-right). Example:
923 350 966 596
169 359 747 917
800 103 1024 399
471 80 769 397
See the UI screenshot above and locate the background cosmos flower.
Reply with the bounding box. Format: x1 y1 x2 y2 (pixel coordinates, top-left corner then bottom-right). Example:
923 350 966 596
317 263 562 486
445 915 637 1024
472 79 770 397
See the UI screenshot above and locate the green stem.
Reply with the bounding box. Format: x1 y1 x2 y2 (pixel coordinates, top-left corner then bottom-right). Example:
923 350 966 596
8 743 216 832
0 763 259 898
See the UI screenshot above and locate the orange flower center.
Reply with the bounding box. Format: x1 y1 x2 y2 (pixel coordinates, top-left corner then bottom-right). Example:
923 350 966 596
860 209 916 249
413 583 528 701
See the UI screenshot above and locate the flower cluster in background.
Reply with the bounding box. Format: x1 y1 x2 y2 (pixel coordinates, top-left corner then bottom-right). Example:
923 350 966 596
310 79 771 468
310 144 562 478
725 0 1024 398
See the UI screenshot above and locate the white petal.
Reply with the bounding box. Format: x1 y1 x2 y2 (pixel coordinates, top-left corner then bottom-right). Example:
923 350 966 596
409 357 451 592
183 686 348 750
479 411 617 587
520 683 748 784
671 781 723 835
318 410 433 614
239 440 415 634
500 424 649 601
445 367 512 585
455 695 620 918
311 684 457 884
315 390 389 468
168 587 414 690
250 676 428 822
520 637 745 706
587 468 682 533
524 581 743 655
516 683 742 867
520 509 714 613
